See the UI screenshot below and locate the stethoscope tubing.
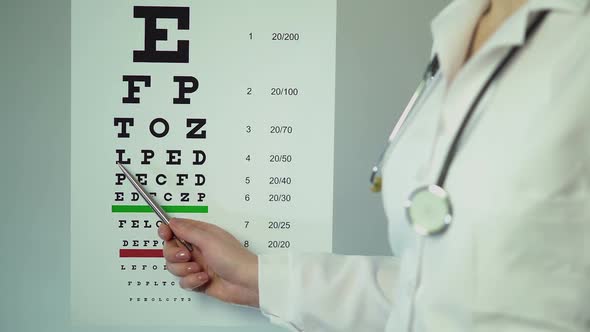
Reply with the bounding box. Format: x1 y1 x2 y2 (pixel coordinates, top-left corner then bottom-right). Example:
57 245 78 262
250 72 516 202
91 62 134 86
371 10 549 192
435 10 549 187
371 10 550 236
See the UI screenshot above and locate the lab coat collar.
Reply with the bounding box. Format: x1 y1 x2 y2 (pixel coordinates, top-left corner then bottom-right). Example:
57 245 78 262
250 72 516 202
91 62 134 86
430 0 590 82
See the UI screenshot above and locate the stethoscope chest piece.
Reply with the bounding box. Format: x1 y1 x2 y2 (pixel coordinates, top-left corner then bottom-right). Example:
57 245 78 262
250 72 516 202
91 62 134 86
405 185 452 236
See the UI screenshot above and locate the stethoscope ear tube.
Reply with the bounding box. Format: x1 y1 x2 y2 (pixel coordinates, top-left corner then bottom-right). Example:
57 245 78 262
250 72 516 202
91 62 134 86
369 56 440 192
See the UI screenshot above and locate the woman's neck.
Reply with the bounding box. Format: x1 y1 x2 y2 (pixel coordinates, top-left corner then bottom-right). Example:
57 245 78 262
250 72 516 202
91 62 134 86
488 0 528 20
465 0 528 61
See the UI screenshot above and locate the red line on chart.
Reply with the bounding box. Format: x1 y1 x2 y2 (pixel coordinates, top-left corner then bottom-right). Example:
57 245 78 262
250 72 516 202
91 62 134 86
119 249 164 258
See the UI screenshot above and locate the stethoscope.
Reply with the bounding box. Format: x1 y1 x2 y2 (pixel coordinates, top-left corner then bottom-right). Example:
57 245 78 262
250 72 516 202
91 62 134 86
370 10 549 236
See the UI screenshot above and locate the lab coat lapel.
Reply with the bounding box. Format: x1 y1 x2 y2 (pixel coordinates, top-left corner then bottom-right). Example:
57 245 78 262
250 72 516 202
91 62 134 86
425 0 590 188
437 0 589 142
438 7 536 140
471 0 589 57
430 0 590 79
425 0 589 186
430 0 490 84
530 0 589 13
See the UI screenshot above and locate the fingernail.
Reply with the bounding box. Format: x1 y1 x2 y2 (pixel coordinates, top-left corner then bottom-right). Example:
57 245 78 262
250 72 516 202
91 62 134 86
190 274 209 290
186 265 198 273
157 228 164 238
176 251 188 259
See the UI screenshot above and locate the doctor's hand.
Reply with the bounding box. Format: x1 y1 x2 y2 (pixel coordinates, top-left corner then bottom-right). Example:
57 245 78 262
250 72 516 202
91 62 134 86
158 218 260 308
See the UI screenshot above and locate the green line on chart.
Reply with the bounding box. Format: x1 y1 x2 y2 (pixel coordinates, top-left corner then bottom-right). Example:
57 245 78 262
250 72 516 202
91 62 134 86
112 205 209 213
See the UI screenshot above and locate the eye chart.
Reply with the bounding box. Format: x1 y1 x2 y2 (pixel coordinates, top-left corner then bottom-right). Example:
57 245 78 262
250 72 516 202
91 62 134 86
71 0 336 327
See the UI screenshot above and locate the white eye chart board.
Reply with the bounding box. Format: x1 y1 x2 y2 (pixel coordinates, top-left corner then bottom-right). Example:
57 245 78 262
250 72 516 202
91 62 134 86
71 0 336 327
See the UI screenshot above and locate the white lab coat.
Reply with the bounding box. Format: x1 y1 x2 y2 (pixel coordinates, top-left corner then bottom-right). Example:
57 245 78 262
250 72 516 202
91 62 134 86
257 0 590 331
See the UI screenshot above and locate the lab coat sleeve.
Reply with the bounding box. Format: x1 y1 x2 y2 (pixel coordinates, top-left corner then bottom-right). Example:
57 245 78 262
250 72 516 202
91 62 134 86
258 253 399 332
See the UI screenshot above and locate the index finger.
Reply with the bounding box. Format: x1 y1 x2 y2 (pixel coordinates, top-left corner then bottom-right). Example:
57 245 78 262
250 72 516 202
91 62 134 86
160 223 193 254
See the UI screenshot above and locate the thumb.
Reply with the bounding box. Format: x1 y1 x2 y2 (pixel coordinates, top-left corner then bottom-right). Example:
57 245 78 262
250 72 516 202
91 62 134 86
169 218 209 246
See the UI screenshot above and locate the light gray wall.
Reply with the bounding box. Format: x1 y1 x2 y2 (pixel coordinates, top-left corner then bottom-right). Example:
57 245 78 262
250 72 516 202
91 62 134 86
0 0 448 331
333 0 448 255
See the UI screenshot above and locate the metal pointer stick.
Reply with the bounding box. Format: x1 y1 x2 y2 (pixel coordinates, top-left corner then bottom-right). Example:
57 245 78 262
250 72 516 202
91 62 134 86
116 162 193 252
